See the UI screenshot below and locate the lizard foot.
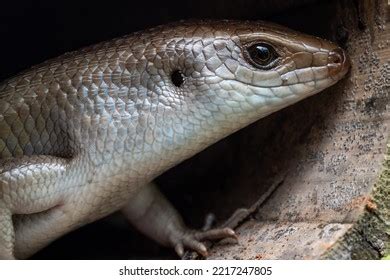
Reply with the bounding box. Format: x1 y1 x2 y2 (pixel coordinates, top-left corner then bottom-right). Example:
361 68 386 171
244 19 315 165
172 227 237 257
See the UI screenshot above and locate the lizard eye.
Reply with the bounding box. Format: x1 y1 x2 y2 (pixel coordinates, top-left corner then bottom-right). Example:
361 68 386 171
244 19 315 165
245 43 279 69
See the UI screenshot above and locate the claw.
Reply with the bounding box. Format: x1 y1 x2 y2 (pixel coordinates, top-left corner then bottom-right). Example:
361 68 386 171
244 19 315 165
183 238 208 256
175 243 184 257
197 227 237 241
193 242 207 257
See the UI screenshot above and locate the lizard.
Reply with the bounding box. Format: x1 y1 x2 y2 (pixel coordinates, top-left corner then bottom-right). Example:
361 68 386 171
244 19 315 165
0 20 350 259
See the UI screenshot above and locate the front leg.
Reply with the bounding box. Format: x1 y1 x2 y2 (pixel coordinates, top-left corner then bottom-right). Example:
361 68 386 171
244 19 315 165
122 182 236 257
0 155 72 259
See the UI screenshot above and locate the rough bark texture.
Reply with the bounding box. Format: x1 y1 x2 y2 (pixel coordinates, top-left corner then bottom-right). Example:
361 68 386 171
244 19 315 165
11 0 386 259
325 144 390 259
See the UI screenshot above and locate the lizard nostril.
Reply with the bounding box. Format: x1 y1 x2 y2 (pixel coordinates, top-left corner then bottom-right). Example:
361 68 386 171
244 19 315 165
328 47 350 77
328 48 344 64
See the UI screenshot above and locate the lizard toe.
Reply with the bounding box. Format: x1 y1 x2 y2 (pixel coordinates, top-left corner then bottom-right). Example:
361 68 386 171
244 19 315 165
171 227 237 257
195 227 237 241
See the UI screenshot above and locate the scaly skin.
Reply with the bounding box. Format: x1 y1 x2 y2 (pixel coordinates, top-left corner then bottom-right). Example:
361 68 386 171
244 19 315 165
0 20 350 259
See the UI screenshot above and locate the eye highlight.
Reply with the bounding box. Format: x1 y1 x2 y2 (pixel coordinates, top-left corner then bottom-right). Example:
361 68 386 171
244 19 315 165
245 43 279 69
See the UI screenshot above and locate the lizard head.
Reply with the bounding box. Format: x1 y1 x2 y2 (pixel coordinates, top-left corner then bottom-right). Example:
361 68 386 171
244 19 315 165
156 20 349 112
132 20 350 165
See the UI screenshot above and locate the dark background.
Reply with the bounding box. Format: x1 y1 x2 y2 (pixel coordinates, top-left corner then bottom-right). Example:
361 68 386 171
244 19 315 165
0 0 346 259
0 0 340 81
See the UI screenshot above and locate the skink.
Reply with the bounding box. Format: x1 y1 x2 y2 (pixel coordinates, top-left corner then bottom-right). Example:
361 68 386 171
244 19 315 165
0 20 350 259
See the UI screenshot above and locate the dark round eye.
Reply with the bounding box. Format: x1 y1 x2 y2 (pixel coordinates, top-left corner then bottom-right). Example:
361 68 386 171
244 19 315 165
246 43 278 69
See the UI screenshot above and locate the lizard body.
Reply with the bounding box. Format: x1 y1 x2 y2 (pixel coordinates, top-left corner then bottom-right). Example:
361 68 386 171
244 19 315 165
0 20 349 259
